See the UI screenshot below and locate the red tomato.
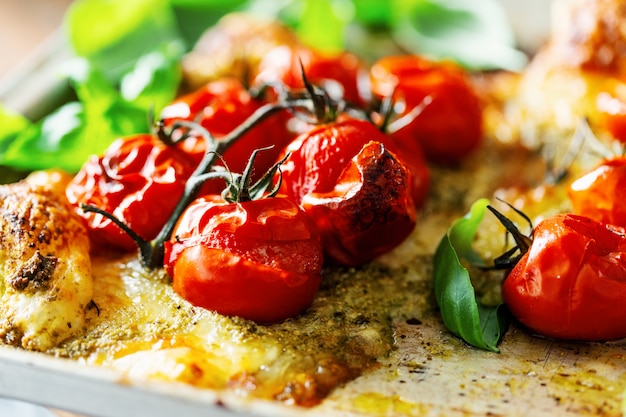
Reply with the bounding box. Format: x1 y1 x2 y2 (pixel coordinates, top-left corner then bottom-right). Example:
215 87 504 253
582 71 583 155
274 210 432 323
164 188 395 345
160 78 295 194
278 118 417 266
369 55 483 164
164 196 323 323
253 45 366 105
502 214 626 341
66 134 198 252
596 91 626 143
568 156 626 228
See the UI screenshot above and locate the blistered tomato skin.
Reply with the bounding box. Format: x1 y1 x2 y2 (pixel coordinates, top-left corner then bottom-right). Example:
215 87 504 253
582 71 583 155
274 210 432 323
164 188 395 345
370 55 483 165
279 118 417 266
254 45 366 106
164 196 323 323
160 78 295 193
66 134 198 252
568 156 626 228
502 214 626 341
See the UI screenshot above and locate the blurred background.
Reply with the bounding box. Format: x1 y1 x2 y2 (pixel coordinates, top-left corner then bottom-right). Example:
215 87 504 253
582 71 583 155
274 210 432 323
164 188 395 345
0 1 73 415
0 0 552 80
0 0 551 415
0 0 73 78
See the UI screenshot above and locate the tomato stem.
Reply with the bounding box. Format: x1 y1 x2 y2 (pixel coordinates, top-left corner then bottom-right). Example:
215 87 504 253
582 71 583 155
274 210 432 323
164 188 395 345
222 149 289 203
80 203 160 264
486 203 533 270
83 86 342 269
143 98 311 269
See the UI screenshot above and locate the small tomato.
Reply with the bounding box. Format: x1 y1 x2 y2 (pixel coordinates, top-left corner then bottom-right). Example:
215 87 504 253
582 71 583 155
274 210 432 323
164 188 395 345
370 55 483 165
66 134 198 252
164 196 323 323
279 118 417 266
502 213 626 341
596 88 626 144
160 78 295 194
568 156 626 228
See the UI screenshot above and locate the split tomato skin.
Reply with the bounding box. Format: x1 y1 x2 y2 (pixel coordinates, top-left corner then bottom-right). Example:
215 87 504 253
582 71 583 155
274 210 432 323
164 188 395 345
278 118 417 266
164 196 323 323
66 134 197 252
301 140 417 266
502 213 626 341
568 156 626 228
281 117 429 209
370 55 483 165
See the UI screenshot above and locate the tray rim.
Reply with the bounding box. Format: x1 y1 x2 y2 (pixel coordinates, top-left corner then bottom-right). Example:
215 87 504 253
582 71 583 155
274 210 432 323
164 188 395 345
0 346 304 417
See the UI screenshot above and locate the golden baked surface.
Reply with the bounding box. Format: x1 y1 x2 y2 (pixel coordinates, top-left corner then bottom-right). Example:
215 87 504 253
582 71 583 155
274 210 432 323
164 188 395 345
0 173 92 351
2 3 626 415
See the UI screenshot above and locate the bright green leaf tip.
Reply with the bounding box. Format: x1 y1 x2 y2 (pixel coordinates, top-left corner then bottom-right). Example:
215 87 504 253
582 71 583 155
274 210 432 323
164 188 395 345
433 198 507 353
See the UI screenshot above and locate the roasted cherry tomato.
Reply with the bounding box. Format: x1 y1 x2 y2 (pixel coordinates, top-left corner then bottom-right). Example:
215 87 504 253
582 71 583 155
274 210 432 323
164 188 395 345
253 45 366 105
164 196 323 323
596 86 626 143
66 134 198 251
160 78 295 193
370 55 483 164
568 156 626 228
181 13 300 90
502 213 626 341
278 118 417 266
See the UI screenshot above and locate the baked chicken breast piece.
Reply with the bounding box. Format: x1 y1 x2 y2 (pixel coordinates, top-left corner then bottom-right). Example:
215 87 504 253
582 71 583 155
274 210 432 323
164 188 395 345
0 172 93 351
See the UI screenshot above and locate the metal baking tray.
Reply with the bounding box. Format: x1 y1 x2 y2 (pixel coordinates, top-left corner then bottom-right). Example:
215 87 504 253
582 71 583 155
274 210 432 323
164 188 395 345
1 12 626 417
0 346 296 417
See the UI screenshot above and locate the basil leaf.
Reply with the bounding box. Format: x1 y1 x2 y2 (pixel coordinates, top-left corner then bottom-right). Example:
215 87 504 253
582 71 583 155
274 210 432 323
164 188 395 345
433 198 508 352
352 0 393 27
170 0 248 46
296 0 348 52
391 0 527 71
2 103 87 171
66 0 181 81
0 107 30 155
120 44 184 113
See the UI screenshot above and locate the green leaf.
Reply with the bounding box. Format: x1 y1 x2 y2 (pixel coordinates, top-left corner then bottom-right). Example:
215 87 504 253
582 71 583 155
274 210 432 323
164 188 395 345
65 0 181 80
295 0 351 52
170 0 248 46
69 59 153 145
352 0 394 27
391 0 528 71
0 60 155 173
2 0 183 175
120 44 184 114
2 102 87 172
0 107 30 154
433 198 508 352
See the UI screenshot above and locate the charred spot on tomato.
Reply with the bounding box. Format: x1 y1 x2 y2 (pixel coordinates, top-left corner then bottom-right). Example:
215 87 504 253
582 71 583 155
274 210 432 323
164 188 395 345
302 141 416 266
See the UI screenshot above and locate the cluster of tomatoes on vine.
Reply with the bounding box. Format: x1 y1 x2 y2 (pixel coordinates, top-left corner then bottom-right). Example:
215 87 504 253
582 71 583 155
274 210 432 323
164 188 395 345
486 121 626 342
64 50 484 323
